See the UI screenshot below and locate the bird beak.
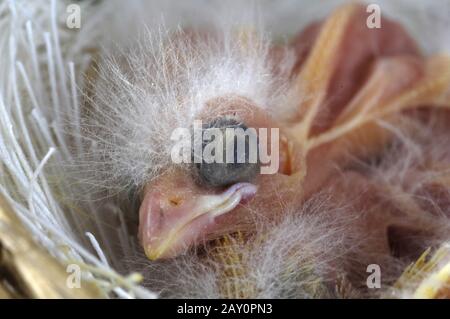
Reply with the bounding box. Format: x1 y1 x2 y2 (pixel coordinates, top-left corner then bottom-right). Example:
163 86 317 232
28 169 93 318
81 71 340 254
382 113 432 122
139 183 257 260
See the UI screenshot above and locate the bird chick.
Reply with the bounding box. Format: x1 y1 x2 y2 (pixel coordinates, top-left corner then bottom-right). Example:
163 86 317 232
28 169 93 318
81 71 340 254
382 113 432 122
81 3 450 262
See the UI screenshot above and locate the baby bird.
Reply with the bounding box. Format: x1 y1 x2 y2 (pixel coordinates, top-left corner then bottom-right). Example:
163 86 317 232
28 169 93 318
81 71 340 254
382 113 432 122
83 3 450 262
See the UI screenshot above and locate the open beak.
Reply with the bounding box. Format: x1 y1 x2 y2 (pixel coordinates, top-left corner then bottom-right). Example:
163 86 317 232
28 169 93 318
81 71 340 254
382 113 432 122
138 183 257 260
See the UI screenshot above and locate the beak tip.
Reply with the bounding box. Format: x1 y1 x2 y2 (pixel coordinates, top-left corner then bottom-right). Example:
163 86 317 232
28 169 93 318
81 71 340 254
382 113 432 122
145 243 179 260
144 246 163 261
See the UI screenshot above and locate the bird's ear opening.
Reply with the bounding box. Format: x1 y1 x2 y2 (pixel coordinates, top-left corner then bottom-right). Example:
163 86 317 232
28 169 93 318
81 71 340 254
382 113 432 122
276 134 296 176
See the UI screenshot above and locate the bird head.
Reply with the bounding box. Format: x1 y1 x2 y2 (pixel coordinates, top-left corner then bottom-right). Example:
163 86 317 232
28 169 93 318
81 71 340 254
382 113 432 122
138 95 303 260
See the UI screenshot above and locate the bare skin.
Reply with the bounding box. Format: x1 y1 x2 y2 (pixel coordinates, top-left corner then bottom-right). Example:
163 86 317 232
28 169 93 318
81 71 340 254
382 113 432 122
138 3 450 260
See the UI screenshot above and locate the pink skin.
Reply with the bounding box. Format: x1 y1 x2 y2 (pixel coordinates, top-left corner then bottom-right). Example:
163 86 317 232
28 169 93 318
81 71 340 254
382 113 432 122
138 4 426 261
137 96 299 260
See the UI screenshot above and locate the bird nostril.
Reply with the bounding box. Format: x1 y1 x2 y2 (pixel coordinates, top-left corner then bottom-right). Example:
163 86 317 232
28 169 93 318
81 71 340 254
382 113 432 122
168 196 183 207
158 195 185 212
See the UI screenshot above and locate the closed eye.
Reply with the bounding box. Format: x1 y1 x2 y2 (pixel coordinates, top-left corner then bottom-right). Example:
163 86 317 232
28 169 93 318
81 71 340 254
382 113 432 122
193 117 260 187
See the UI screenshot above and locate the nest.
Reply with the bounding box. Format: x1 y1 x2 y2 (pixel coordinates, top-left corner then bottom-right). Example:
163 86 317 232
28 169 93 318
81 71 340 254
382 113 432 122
1 0 450 298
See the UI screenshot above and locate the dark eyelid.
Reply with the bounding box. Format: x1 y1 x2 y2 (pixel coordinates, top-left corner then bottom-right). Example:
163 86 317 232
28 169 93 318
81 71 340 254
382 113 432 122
193 117 260 188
